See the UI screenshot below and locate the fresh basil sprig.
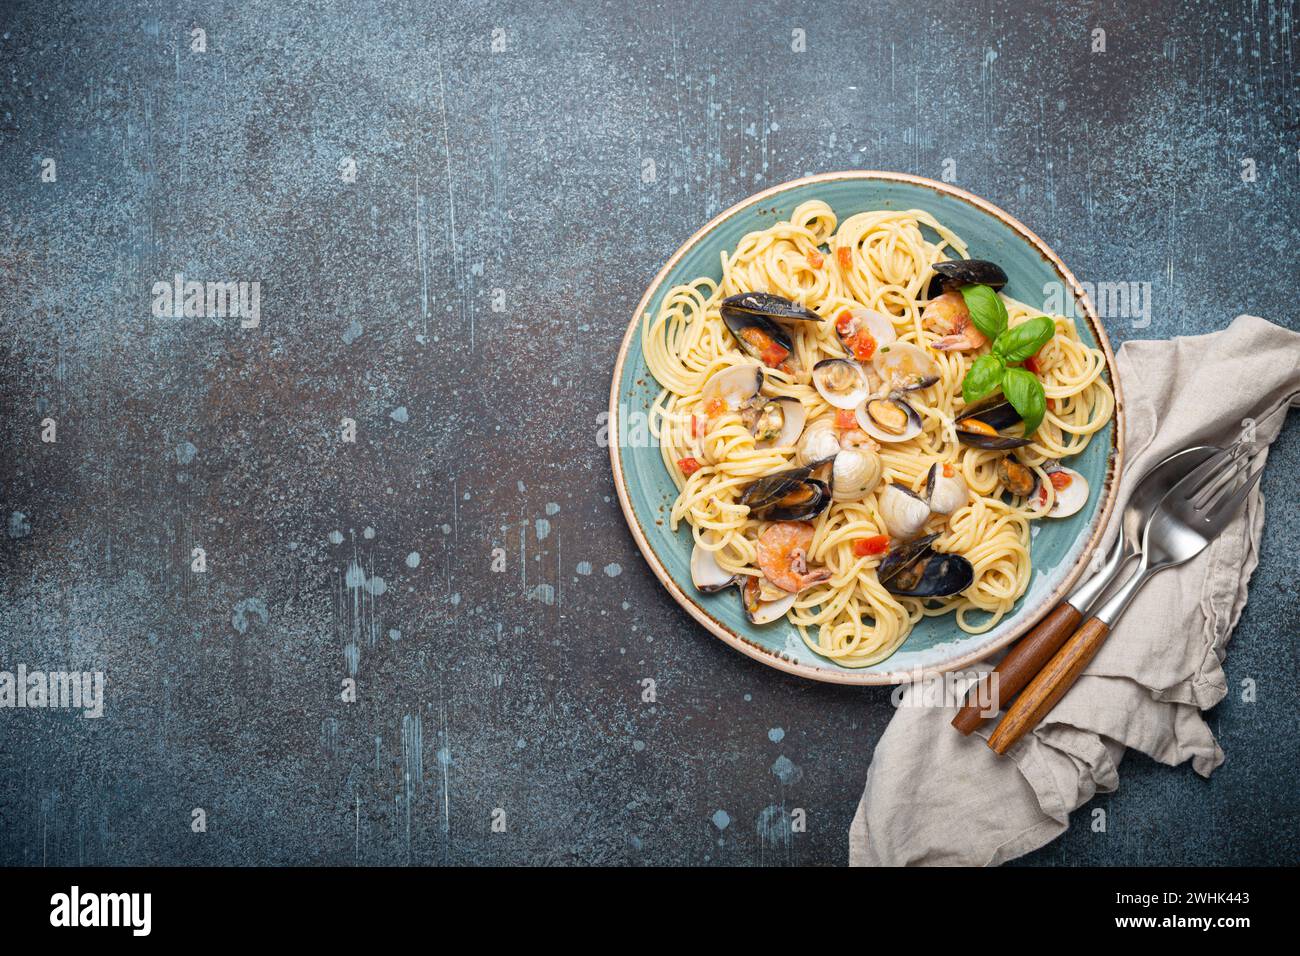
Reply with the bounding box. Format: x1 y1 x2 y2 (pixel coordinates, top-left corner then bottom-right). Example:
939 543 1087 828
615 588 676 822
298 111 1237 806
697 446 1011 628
953 297 1057 435
959 284 1008 341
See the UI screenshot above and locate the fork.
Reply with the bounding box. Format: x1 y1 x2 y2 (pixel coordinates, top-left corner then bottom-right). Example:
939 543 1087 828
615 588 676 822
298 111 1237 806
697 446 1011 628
987 443 1264 754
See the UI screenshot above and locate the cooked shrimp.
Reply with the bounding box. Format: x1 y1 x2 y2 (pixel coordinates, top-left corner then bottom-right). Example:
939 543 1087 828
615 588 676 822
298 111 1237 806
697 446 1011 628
922 291 988 351
757 521 833 593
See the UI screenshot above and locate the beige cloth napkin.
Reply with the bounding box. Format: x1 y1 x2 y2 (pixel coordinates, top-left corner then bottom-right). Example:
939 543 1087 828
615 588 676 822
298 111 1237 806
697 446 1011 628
849 314 1300 867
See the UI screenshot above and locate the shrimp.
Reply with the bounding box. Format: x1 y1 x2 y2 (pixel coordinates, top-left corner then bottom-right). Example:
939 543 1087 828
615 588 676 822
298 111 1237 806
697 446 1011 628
922 291 988 351
757 521 833 594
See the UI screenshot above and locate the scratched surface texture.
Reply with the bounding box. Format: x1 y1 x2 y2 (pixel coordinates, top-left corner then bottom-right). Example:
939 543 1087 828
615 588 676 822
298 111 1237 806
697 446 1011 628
1 0 1297 867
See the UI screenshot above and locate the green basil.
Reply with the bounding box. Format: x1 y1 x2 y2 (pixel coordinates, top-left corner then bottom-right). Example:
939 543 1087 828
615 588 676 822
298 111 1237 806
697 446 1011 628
961 353 1005 404
994 316 1056 364
1002 367 1047 435
959 284 1008 341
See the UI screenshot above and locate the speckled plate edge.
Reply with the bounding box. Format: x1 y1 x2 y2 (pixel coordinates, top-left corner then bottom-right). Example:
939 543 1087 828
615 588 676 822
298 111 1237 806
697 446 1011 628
609 170 1125 685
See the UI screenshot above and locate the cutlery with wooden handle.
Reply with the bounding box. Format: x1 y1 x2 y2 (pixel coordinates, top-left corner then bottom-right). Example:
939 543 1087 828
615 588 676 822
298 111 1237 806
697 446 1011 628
988 444 1263 754
951 445 1219 734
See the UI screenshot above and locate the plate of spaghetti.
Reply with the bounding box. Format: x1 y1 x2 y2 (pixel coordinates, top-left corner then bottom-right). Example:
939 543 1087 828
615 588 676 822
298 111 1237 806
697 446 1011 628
609 172 1122 684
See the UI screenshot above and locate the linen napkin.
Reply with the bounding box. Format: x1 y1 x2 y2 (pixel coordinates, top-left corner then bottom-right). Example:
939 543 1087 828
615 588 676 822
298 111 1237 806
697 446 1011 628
849 314 1300 867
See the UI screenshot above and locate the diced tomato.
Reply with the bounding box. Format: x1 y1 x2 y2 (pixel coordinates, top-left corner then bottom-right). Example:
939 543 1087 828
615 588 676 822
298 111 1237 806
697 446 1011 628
836 310 854 335
808 250 824 268
760 344 789 367
677 457 702 476
837 247 853 270
850 332 877 361
1049 471 1073 491
853 535 890 557
835 408 858 430
942 463 955 478
1023 354 1040 374
705 398 725 416
1047 398 1057 411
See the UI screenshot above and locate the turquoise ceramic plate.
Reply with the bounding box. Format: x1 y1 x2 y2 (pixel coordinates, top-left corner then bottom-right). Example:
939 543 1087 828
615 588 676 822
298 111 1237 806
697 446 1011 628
609 172 1123 685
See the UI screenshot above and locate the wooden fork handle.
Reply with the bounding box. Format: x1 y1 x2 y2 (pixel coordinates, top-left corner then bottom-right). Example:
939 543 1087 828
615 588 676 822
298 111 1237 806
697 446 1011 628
987 617 1112 754
951 602 1083 734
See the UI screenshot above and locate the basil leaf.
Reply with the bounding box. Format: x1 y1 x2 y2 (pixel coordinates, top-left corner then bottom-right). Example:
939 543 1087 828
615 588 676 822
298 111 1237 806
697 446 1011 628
959 284 1008 341
1002 367 1047 435
994 316 1056 364
961 353 1005 404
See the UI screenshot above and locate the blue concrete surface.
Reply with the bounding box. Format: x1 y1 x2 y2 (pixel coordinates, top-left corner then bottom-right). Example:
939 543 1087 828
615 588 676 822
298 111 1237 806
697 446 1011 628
0 0 1296 865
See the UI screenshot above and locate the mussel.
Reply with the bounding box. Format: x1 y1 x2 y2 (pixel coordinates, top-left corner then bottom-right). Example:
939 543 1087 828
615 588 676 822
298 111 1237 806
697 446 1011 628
855 395 923 443
925 259 1009 299
997 456 1038 499
720 307 794 369
954 398 1033 450
720 292 822 326
877 533 974 598
740 466 831 521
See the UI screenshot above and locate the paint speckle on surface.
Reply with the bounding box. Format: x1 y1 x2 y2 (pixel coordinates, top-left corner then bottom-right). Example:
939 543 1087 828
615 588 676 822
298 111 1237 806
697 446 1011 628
342 318 363 344
711 810 731 831
528 583 555 605
768 727 785 743
534 518 550 541
576 561 592 576
771 755 803 786
545 502 560 516
174 441 197 464
387 628 401 641
7 512 30 539
405 551 420 568
390 406 409 423
603 563 622 578
363 527 375 539
231 597 269 634
327 530 344 544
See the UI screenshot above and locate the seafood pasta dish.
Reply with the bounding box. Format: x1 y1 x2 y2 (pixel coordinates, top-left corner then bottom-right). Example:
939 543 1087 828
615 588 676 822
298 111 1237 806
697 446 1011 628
642 201 1114 667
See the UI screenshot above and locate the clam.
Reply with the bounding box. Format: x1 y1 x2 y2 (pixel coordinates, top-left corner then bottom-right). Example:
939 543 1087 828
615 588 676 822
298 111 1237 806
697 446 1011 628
830 447 882 502
691 541 737 593
1036 465 1089 518
925 462 968 515
954 398 1033 450
812 358 872 409
997 456 1039 499
872 341 941 392
739 575 798 625
877 533 974 598
740 467 831 522
878 483 931 540
720 292 822 326
700 363 763 416
750 397 806 448
855 396 923 443
833 306 897 361
924 259 1009 299
795 418 843 467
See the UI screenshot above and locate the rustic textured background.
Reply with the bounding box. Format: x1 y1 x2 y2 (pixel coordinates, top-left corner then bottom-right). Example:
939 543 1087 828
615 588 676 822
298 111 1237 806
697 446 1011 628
1 0 1296 866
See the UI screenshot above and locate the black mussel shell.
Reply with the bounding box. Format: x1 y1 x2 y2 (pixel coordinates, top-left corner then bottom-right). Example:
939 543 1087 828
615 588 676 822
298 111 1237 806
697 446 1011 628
720 308 794 366
741 468 830 522
877 533 974 597
721 291 822 324
925 259 1009 299
954 398 1033 450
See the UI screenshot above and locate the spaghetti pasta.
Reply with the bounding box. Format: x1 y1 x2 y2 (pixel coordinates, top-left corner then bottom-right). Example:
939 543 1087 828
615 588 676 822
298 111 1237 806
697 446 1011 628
643 201 1113 667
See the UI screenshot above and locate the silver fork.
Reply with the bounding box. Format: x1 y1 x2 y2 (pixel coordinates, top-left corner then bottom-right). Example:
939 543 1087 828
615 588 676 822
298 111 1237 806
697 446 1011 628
988 443 1263 754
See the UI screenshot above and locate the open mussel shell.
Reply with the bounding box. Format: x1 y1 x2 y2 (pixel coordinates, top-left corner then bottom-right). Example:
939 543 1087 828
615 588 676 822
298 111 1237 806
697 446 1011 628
812 358 871 409
855 395 923 443
691 541 738 593
925 259 1009 299
740 467 831 522
720 307 794 368
954 398 1032 450
739 576 797 624
721 292 822 325
877 533 974 598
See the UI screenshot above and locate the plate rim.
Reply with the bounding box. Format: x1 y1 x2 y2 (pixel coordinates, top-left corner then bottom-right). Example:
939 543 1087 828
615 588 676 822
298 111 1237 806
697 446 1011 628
608 170 1125 685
